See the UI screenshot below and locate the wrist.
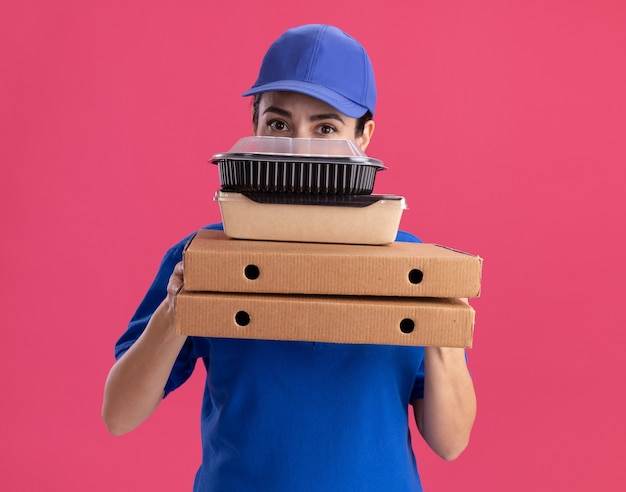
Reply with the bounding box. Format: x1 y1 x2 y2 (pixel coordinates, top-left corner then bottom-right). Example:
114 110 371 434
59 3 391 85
424 346 467 368
150 297 182 340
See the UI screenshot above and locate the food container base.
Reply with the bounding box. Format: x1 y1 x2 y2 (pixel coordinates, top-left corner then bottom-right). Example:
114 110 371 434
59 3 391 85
215 190 407 245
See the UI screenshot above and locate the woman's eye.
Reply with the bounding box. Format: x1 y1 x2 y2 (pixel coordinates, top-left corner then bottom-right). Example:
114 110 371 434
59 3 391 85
269 120 288 132
318 124 336 135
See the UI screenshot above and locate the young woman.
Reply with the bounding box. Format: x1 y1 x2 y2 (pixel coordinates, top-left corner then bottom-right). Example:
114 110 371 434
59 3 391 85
102 24 476 492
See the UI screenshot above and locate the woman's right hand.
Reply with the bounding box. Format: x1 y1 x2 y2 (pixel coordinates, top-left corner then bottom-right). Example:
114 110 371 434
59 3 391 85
165 261 185 313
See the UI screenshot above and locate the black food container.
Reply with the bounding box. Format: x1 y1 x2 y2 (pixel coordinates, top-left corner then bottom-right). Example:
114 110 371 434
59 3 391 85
211 136 386 195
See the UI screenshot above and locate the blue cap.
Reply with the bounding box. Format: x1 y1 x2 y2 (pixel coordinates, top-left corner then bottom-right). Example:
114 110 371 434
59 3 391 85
242 24 376 118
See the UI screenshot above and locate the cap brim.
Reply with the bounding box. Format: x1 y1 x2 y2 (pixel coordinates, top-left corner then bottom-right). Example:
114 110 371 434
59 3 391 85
242 80 370 118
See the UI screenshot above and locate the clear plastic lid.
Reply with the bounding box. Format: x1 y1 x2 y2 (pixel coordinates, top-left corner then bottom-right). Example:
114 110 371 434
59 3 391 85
211 136 384 168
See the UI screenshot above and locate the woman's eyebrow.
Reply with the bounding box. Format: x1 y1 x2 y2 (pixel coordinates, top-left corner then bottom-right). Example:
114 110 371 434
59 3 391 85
263 106 291 118
262 106 345 125
310 113 345 124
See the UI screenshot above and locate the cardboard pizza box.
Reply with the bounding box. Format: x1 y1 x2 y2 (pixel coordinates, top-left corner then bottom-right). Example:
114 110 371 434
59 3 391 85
182 229 482 298
175 290 474 348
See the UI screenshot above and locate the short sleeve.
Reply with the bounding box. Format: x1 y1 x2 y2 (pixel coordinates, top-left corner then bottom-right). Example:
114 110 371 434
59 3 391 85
410 355 426 401
395 230 422 243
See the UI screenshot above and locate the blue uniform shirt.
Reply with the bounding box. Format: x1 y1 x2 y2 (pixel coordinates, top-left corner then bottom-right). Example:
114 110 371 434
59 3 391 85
115 224 427 491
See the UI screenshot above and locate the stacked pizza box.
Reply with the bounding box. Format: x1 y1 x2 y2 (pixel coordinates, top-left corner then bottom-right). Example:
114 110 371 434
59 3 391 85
175 137 482 347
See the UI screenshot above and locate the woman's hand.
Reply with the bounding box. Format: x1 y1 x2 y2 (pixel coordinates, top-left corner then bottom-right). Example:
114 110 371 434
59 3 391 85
165 261 185 312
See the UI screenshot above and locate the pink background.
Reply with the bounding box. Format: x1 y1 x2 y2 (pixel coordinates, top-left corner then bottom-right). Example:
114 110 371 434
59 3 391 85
2 1 625 490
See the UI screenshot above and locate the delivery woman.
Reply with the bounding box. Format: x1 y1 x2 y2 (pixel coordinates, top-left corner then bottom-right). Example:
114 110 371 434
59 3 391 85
102 24 476 492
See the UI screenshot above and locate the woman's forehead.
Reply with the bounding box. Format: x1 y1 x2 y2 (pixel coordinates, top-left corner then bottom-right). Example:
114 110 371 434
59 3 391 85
259 91 345 117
